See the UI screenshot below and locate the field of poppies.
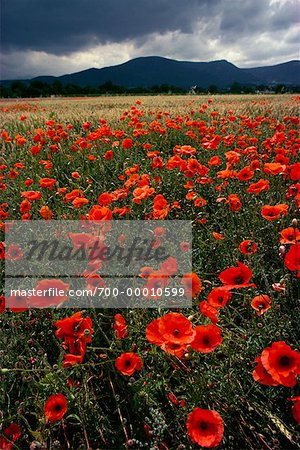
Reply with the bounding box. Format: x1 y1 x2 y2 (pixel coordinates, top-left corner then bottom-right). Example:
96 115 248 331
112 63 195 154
0 94 300 450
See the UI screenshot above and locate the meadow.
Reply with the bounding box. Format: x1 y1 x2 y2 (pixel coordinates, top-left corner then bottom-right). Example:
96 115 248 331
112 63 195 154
0 94 299 449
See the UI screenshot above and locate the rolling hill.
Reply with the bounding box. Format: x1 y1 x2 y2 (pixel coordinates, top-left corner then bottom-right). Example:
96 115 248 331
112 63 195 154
2 56 299 89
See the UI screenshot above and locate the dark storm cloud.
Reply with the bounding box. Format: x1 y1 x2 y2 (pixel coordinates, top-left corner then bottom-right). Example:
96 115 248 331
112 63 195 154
1 0 299 79
219 0 299 40
1 0 220 54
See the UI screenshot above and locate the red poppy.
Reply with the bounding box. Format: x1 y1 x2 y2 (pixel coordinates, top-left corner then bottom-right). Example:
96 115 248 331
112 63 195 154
227 194 242 212
199 301 220 324
114 313 128 339
236 166 254 181
0 423 21 449
0 295 5 314
280 227 300 244
20 198 31 213
260 341 300 387
6 293 29 312
40 205 53 220
115 352 142 376
44 393 68 422
29 279 69 307
158 312 195 345
72 197 89 208
212 232 224 240
289 396 300 424
246 179 270 195
21 190 41 200
261 204 288 221
186 407 224 447
289 163 300 181
238 240 258 255
251 294 271 315
252 356 279 386
207 287 232 309
39 178 56 190
263 162 286 175
181 273 202 298
284 244 300 275
159 257 178 276
190 324 222 353
5 244 23 261
146 318 165 346
122 138 133 149
219 262 254 289
88 205 112 221
54 311 93 342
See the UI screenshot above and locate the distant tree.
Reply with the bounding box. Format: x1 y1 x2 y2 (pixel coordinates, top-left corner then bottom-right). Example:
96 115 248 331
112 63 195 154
11 81 26 97
52 80 63 95
207 84 218 94
275 84 286 94
230 82 242 94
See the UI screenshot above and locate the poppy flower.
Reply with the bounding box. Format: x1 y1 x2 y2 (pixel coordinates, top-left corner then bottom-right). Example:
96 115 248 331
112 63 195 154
289 163 300 181
263 162 286 175
54 311 93 342
5 244 23 261
115 352 142 376
39 178 56 190
207 287 232 309
114 313 128 339
20 198 31 213
146 318 165 346
199 301 220 324
122 138 133 149
219 262 254 289
186 407 224 448
236 166 254 181
252 356 279 386
212 232 224 240
227 194 242 212
158 312 195 345
289 396 300 424
144 271 170 298
246 179 270 195
88 205 112 221
98 192 113 206
72 197 89 208
261 204 288 221
284 244 300 274
0 295 5 314
29 279 69 307
251 294 271 315
181 273 202 298
21 190 41 201
260 341 300 387
40 206 53 220
0 423 21 449
6 293 29 312
280 227 300 244
180 241 191 251
238 240 258 255
159 257 178 276
190 324 222 353
44 393 68 422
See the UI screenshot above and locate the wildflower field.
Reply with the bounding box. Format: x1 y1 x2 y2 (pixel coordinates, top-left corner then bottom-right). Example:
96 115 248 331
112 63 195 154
0 94 300 449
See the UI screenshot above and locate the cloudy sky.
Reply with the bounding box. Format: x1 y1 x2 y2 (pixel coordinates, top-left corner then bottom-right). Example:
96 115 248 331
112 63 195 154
1 0 299 79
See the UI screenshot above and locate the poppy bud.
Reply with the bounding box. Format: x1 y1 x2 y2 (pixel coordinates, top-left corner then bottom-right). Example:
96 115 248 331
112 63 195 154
292 218 298 228
279 245 286 258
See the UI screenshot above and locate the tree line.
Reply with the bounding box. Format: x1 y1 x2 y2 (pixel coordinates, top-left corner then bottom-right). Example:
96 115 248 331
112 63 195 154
1 79 299 98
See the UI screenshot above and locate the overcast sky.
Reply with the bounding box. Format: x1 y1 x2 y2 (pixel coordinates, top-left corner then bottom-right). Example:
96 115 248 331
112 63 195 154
1 0 299 79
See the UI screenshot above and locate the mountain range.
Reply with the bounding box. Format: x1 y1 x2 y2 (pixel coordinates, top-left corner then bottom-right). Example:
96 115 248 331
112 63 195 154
2 56 300 89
